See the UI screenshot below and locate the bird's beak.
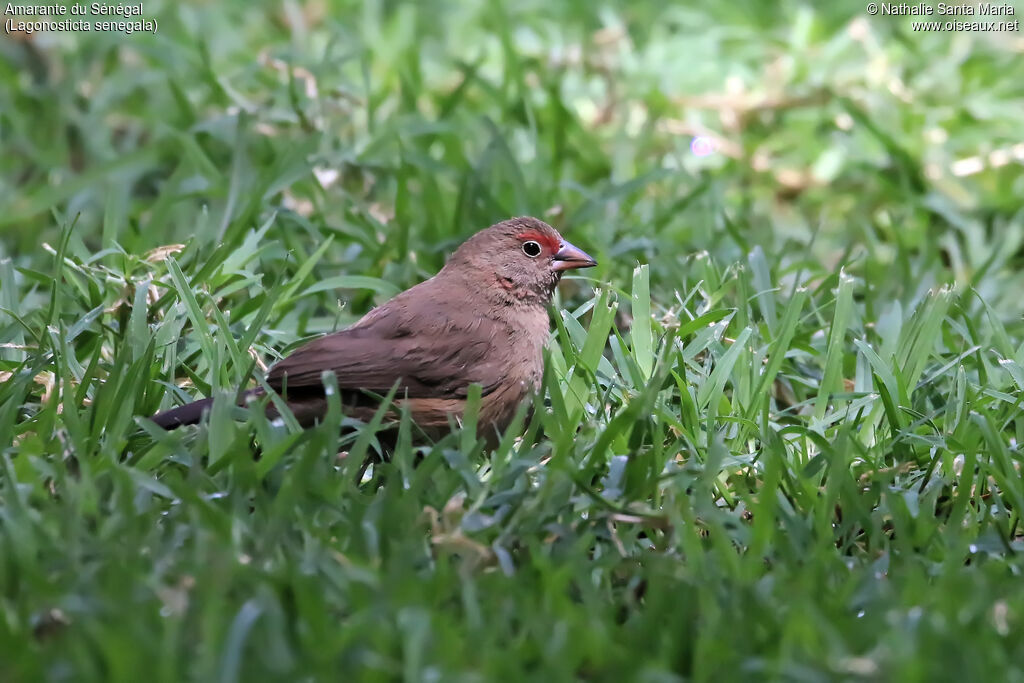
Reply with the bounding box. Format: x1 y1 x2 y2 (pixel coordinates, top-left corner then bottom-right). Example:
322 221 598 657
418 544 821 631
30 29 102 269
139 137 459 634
552 240 598 271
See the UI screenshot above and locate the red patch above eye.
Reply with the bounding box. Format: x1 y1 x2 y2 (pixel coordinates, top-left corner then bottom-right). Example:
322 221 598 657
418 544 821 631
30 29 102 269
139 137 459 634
517 230 560 253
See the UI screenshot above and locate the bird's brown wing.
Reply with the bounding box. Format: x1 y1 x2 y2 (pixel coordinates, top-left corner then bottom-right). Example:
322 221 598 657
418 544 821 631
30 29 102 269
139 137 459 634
266 302 506 401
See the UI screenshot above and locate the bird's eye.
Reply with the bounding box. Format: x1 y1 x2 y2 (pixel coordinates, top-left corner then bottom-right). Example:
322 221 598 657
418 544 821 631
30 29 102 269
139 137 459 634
522 240 542 258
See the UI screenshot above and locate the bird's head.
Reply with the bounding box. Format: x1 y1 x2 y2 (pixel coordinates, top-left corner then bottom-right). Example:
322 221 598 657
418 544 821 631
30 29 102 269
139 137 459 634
444 217 597 305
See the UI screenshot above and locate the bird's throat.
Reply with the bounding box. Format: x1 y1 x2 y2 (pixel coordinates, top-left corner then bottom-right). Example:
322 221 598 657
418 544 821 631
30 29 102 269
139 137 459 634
492 273 555 307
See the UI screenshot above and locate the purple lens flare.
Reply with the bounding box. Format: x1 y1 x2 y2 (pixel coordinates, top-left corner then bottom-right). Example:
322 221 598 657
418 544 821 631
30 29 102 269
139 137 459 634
690 136 716 157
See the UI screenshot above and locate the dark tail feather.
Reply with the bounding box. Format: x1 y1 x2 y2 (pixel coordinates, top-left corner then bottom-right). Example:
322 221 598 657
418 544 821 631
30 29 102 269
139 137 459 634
150 397 216 430
150 388 262 430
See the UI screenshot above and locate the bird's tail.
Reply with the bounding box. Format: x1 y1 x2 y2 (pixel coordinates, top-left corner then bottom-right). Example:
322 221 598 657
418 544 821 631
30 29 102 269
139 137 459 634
150 389 259 430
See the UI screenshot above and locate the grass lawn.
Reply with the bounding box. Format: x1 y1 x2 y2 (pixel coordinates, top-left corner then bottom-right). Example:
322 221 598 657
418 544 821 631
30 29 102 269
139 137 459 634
2 1 1024 680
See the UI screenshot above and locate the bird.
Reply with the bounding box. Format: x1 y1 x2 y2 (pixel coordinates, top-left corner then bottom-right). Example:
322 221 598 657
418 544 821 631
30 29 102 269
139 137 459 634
149 216 597 442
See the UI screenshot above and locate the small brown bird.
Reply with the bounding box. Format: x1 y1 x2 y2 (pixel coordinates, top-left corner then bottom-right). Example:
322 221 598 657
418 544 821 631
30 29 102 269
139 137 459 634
151 217 597 441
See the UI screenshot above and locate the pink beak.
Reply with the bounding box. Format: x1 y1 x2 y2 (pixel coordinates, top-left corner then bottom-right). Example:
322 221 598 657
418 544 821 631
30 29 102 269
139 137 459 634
552 239 598 271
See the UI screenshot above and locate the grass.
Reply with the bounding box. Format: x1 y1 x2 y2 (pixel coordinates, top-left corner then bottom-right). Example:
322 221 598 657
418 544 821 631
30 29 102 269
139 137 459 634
3 0 1024 680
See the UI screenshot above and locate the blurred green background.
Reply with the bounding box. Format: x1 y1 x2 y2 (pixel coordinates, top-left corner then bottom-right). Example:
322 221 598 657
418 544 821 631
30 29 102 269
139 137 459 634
5 0 1022 304
2 1 1024 681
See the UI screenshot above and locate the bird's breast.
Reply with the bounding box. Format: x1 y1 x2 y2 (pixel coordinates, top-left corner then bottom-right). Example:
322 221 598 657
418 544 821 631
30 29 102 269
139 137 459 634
476 308 549 433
